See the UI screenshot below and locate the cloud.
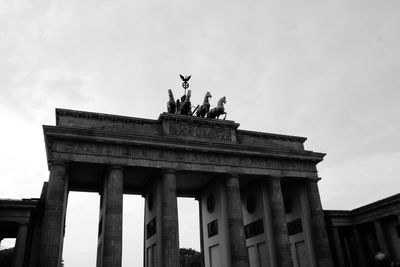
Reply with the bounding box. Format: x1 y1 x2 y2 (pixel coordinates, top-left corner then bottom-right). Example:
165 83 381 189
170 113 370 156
1 0 400 266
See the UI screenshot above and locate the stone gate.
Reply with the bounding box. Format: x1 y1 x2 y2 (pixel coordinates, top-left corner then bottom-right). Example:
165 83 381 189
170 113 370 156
11 108 335 267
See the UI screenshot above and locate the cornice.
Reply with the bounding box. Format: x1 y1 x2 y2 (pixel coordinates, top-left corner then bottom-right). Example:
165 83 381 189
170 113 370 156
325 193 400 223
236 129 307 143
56 108 158 126
350 193 400 215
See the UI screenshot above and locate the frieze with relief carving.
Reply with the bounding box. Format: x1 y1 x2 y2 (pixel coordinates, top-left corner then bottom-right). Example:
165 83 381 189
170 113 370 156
168 123 232 141
52 140 317 172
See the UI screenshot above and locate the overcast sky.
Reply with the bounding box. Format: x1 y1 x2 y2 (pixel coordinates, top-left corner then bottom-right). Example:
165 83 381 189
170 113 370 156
1 0 399 266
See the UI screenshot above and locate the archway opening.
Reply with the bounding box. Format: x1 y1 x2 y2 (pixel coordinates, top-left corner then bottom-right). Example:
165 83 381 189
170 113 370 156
0 238 15 250
63 192 99 266
122 194 144 266
178 197 201 266
0 238 15 266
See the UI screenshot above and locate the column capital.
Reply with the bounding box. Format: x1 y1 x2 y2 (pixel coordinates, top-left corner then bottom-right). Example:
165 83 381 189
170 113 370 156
107 165 124 171
161 168 177 175
269 176 282 181
227 172 241 178
48 161 69 169
48 161 68 166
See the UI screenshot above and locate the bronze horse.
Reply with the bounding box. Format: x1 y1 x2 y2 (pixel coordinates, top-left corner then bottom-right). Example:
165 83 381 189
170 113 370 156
196 91 212 117
179 90 192 115
167 89 176 114
207 96 226 119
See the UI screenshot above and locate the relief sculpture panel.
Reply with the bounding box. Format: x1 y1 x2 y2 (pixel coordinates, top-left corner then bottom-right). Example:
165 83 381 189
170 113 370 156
168 123 232 141
53 140 316 173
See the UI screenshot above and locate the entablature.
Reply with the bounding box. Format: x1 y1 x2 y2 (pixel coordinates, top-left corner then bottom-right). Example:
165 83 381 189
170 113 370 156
44 108 325 177
55 109 312 152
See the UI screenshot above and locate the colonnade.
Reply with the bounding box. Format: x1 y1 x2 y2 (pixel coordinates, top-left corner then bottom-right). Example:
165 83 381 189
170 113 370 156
0 223 30 267
330 215 400 267
38 162 333 267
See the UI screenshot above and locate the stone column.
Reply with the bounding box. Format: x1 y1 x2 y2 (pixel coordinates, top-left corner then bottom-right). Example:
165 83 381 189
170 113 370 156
225 174 249 267
331 227 346 267
352 226 367 267
261 183 277 267
374 220 389 254
299 183 317 267
306 179 334 267
161 170 179 267
39 162 69 267
13 223 29 267
267 178 293 267
101 166 124 267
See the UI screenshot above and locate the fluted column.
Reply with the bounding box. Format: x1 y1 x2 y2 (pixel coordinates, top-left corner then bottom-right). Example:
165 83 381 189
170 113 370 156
261 183 277 267
267 178 293 267
299 183 317 267
306 179 334 267
39 162 69 267
352 226 367 267
374 220 389 254
13 223 29 267
332 227 346 267
101 166 124 267
225 174 249 267
161 169 179 267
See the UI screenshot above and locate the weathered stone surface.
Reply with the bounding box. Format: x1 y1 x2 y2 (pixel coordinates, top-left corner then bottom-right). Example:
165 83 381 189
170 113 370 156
13 223 29 267
54 109 316 152
267 179 294 267
306 180 334 267
225 175 249 267
39 162 69 267
47 139 319 178
39 109 331 267
160 170 180 267
44 109 325 182
100 167 123 267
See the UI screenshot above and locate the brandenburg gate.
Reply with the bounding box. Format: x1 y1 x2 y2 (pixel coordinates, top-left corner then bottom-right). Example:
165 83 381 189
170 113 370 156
36 104 334 267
